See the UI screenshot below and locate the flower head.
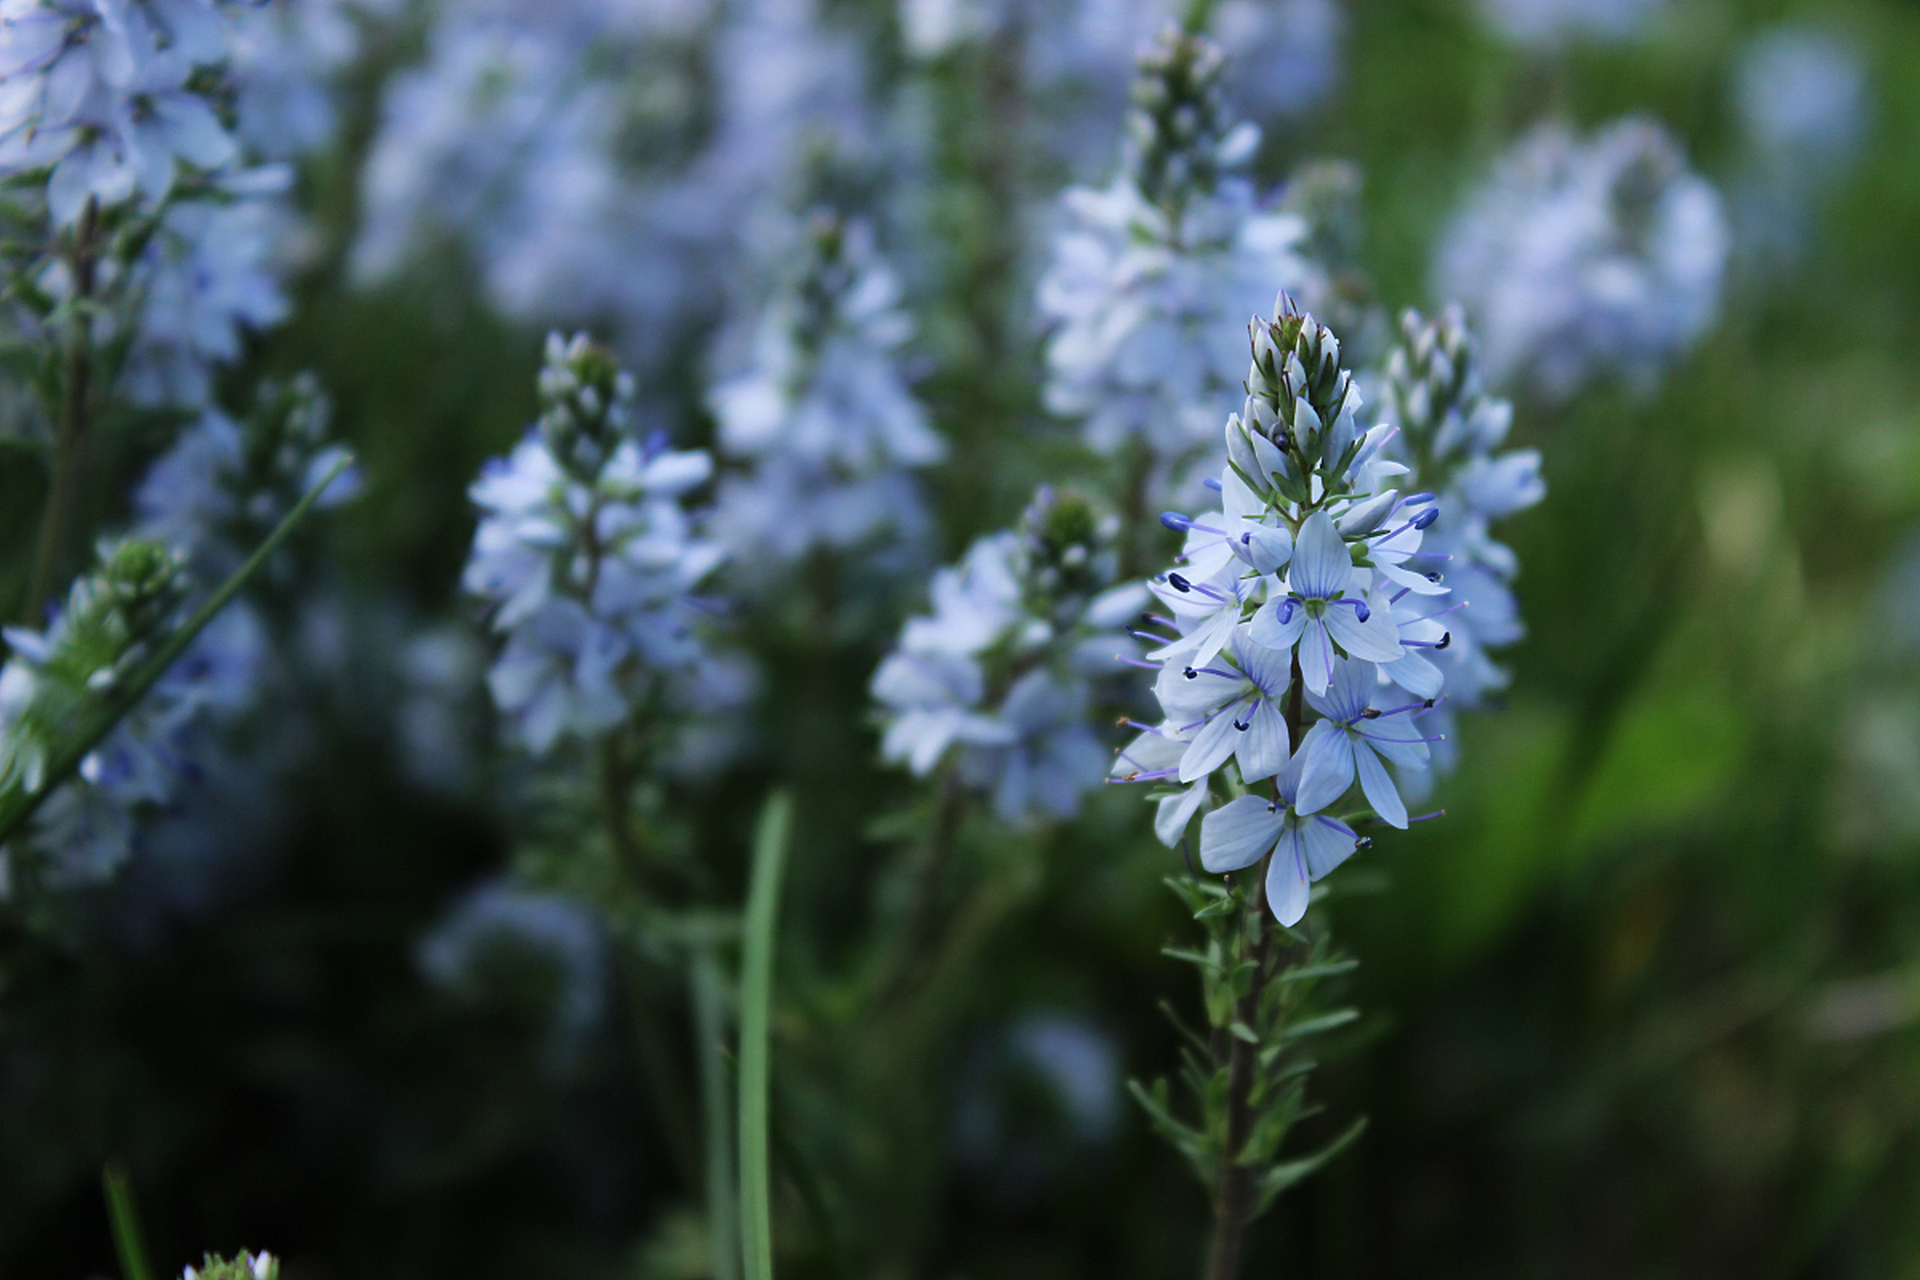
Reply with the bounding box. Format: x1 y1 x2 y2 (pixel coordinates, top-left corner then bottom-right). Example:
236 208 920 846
464 333 725 755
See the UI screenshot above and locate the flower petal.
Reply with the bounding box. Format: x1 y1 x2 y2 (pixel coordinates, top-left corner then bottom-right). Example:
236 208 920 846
1199 795 1285 873
1299 618 1335 695
1302 814 1362 880
1178 703 1243 783
1353 742 1408 828
1295 722 1354 816
1323 600 1404 663
1236 697 1290 782
1154 781 1209 848
1266 826 1311 925
1289 511 1350 601
1247 596 1306 652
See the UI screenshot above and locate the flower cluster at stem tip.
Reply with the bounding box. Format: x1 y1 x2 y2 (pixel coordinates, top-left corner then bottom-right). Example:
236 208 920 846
463 332 726 757
871 487 1150 824
1036 26 1323 502
709 209 944 572
1113 295 1542 925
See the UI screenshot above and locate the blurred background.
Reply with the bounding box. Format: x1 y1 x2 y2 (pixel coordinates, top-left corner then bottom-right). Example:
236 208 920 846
3 0 1920 1276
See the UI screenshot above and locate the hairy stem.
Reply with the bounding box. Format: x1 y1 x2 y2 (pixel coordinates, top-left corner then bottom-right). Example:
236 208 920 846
1202 656 1305 1280
25 197 100 621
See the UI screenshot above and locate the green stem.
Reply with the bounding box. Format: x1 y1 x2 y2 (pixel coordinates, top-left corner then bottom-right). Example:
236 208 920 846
25 196 100 622
103 1160 156 1280
691 946 740 1280
739 792 794 1280
1201 656 1305 1280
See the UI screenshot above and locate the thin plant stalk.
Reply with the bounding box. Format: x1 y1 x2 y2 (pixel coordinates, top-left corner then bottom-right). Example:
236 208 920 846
103 1160 157 1280
692 944 740 1280
25 196 100 621
739 790 794 1280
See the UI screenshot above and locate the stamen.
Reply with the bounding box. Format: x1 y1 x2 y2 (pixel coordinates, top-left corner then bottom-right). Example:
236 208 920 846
1335 597 1370 621
1166 573 1192 593
1202 477 1223 492
1277 598 1299 623
1118 655 1161 670
1409 809 1446 824
1160 511 1194 532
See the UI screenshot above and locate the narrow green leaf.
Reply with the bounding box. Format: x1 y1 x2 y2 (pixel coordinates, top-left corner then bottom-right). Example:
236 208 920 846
738 791 794 1280
1160 945 1222 972
691 946 738 1280
1278 1008 1360 1041
103 1161 155 1280
0 454 354 846
1278 958 1359 984
1255 1115 1369 1214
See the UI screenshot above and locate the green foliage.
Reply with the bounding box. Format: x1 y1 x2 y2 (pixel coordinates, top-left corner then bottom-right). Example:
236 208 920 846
1131 876 1365 1218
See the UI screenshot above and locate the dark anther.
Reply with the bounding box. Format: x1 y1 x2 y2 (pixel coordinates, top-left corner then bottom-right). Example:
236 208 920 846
1361 708 1381 719
1183 666 1198 680
1233 719 1251 732
1412 508 1439 530
1355 837 1374 852
1168 572 1193 592
1425 571 1443 583
1422 698 1436 709
1436 632 1452 650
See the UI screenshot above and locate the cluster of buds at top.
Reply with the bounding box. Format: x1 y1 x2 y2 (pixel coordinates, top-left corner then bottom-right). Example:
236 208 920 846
1231 300 1369 497
0 539 192 793
536 333 639 482
1125 26 1255 212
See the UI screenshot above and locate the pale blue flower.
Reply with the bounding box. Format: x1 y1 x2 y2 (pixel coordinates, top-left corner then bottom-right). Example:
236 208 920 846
873 489 1145 824
1035 27 1323 501
1433 117 1727 400
0 0 235 222
1295 656 1435 829
1151 629 1291 785
1248 511 1402 695
1196 753 1365 926
1479 0 1662 47
464 334 725 754
710 213 943 570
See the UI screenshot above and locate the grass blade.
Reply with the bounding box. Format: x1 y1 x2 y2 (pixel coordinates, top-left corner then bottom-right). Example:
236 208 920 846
692 943 739 1280
738 790 793 1280
103 1160 155 1280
